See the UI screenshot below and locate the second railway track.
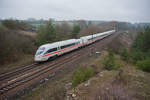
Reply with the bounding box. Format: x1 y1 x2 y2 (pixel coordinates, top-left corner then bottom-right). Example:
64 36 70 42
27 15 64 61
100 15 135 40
0 63 38 81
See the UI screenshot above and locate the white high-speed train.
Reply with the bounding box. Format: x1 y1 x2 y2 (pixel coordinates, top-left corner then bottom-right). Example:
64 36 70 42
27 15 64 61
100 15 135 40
34 30 116 62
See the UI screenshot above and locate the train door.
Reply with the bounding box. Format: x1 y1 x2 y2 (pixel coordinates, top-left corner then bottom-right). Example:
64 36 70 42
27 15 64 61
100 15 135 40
57 43 62 56
82 39 84 46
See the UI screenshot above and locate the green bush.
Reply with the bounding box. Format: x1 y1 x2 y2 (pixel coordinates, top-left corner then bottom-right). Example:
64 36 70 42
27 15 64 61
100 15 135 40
119 48 130 61
72 66 94 87
129 27 150 64
136 58 150 72
103 49 118 70
84 66 94 80
132 27 150 52
130 51 145 64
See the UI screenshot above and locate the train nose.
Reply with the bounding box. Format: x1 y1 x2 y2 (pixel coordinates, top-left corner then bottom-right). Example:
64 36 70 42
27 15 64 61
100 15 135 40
34 55 42 62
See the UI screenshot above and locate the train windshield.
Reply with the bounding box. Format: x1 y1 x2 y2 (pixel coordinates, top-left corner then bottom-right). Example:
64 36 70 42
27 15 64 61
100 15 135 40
38 47 45 51
36 47 45 55
36 50 44 55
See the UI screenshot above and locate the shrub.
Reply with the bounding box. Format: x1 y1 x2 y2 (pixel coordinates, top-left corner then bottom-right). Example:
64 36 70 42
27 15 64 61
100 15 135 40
84 66 94 80
119 48 130 61
132 27 150 52
0 26 36 64
72 66 94 87
130 27 150 64
103 49 118 70
130 51 145 64
136 58 150 72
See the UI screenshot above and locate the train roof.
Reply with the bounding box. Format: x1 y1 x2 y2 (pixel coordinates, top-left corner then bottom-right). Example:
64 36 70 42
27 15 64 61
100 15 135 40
80 35 93 39
38 30 116 50
80 30 115 39
39 39 77 49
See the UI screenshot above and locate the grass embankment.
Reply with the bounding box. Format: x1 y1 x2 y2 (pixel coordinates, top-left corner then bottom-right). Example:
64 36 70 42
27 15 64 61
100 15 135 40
67 51 150 100
0 54 34 74
20 50 150 100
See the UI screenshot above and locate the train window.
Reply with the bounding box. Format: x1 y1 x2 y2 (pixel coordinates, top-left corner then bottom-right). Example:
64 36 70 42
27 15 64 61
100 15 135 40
68 43 75 47
76 42 79 44
61 45 66 49
45 48 57 54
88 38 93 40
61 43 75 49
36 50 44 55
39 47 45 51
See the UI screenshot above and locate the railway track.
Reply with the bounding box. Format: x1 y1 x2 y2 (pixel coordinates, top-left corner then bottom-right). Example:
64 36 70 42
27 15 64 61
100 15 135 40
0 45 92 99
0 63 38 81
0 32 119 100
0 52 81 93
0 52 75 83
0 48 84 83
0 48 85 92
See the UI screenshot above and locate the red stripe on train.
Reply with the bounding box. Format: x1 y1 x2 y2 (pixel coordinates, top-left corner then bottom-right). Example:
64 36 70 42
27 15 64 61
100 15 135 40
42 44 79 57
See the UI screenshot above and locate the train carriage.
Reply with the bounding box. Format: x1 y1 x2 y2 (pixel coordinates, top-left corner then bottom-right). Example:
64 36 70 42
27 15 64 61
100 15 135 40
35 39 79 62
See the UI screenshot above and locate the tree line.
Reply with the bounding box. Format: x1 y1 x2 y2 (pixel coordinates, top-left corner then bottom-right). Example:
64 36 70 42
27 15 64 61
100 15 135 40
36 21 80 46
119 27 150 72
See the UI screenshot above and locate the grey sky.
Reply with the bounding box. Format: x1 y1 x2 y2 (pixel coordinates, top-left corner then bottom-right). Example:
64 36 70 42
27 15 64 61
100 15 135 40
0 0 149 23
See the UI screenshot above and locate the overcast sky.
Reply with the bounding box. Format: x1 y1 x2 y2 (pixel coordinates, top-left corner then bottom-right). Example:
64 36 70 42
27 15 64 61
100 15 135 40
0 0 149 23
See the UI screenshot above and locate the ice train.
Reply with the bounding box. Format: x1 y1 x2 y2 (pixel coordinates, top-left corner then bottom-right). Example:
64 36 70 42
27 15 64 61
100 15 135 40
34 30 116 62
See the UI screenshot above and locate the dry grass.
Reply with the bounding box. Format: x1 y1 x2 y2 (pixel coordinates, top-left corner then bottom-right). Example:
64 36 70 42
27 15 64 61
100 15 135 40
66 70 119 100
0 54 34 74
94 83 136 100
66 52 150 100
118 65 150 100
